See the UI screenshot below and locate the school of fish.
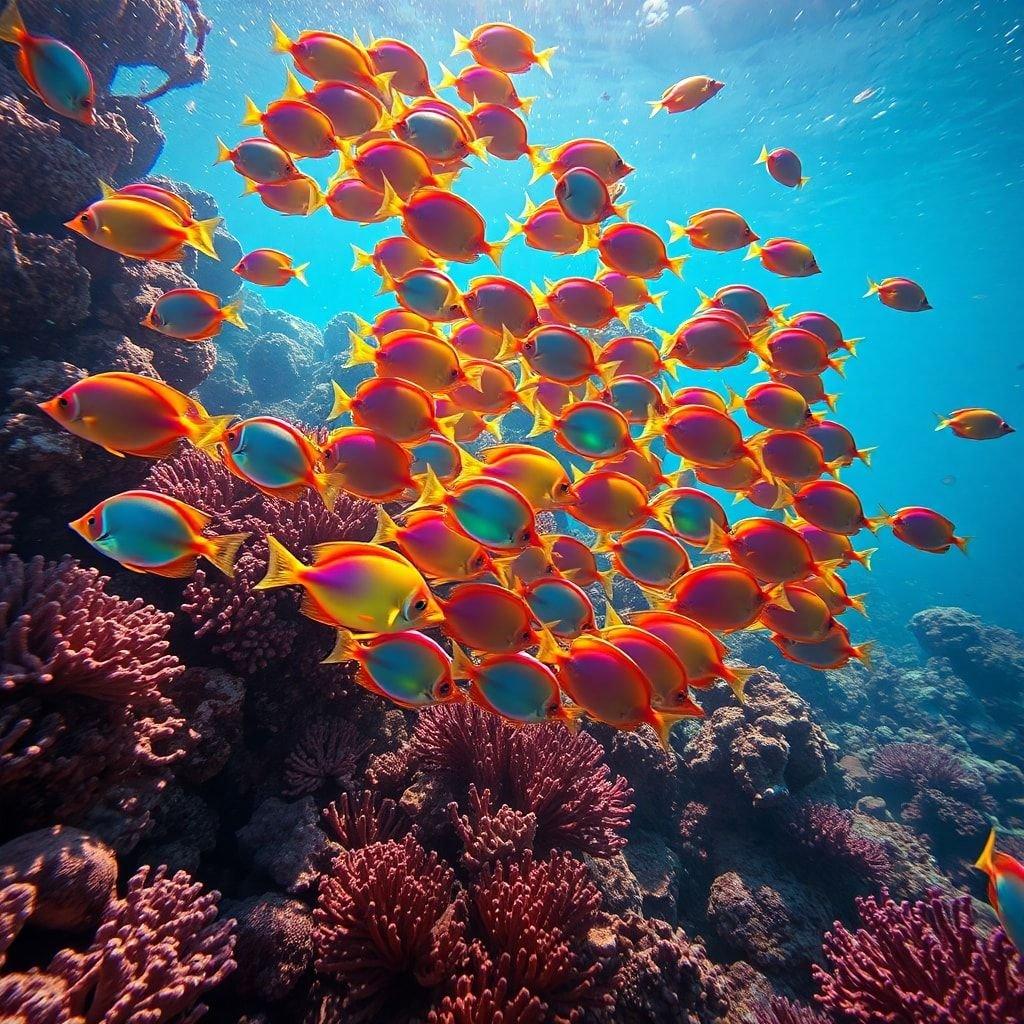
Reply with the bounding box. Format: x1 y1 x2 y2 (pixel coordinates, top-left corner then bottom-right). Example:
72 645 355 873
19 9 1016 762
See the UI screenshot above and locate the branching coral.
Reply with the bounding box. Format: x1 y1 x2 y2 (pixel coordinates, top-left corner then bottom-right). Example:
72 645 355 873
284 719 372 798
469 852 611 1022
427 969 546 1024
314 835 469 1023
784 802 890 884
450 786 537 875
48 864 235 1024
812 888 1024 1023
384 704 634 858
0 555 187 835
754 997 827 1024
323 790 411 850
144 446 373 673
872 742 982 795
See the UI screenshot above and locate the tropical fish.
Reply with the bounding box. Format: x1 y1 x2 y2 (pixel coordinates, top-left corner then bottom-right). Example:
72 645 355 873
380 268 465 321
328 377 452 444
323 629 460 709
38 372 233 458
511 324 601 384
792 480 884 536
449 319 503 360
215 136 300 184
352 307 435 341
882 506 968 554
341 137 450 198
793 522 875 570
598 223 687 279
404 467 539 552
751 429 839 483
366 36 435 97
529 399 648 461
269 21 381 92
0 0 94 123
468 102 539 162
555 166 630 225
804 420 874 467
660 404 754 469
771 623 872 669
320 426 419 501
601 606 703 715
470 444 575 509
727 382 814 430
760 327 846 377
650 487 728 546
936 408 1014 441
325 176 386 222
143 289 246 341
533 138 634 185
373 507 497 584
436 582 539 653
346 328 468 391
234 248 308 287
452 22 556 75
241 95 337 158
537 631 691 749
756 145 808 187
545 535 612 598
69 490 248 579
538 276 634 329
648 76 724 116
599 335 671 378
668 562 773 633
505 197 592 255
98 181 195 223
784 311 859 355
213 416 339 507
600 375 666 424
281 69 386 139
450 644 570 726
974 829 1024 954
463 276 539 337
255 536 443 635
247 174 324 216
595 528 691 591
569 468 653 534
864 276 931 311
746 237 821 277
629 609 754 700
759 584 836 642
697 284 779 329
65 195 220 262
659 312 755 370
410 432 464 484
438 62 534 113
351 235 443 280
669 209 757 252
520 576 596 639
385 95 488 165
597 271 665 314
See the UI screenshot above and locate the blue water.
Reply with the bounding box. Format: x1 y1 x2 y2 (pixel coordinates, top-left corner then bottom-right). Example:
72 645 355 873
128 0 1024 639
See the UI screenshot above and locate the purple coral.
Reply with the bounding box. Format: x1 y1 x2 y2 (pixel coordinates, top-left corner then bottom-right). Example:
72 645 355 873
449 786 538 875
284 719 372 798
144 446 373 673
754 997 827 1024
785 802 890 883
469 852 611 1021
314 835 469 1022
812 888 1024 1023
873 742 981 795
48 863 235 1023
392 704 633 858
0 555 187 834
323 790 410 850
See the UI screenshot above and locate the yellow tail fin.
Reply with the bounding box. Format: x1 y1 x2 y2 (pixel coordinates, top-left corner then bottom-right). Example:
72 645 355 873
214 137 233 165
221 298 246 329
241 95 263 127
649 708 694 751
269 19 293 54
722 664 755 703
203 532 250 577
189 413 236 452
351 245 374 271
0 0 25 43
519 95 536 116
647 100 665 118
400 465 448 517
744 242 764 262
451 29 471 55
254 535 304 590
667 220 689 243
327 381 352 420
863 277 880 298
975 827 997 875
755 144 769 165
282 69 306 100
293 261 309 285
528 150 553 184
534 46 557 76
666 254 688 278
323 627 360 664
345 329 378 367
449 640 475 680
437 62 458 91
486 239 506 270
371 507 402 547
186 216 222 260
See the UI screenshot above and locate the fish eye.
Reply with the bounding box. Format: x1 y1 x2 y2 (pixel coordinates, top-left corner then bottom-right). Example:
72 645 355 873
556 481 571 494
80 97 93 109
413 597 428 612
450 367 460 380
87 516 96 526
57 397 69 409
523 340 535 352
472 554 487 569
546 702 561 718
520 529 532 542
437 681 453 697
520 629 533 642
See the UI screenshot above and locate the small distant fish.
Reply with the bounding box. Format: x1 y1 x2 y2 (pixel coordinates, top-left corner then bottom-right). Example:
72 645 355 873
853 88 878 104
600 91 611 101
648 75 724 117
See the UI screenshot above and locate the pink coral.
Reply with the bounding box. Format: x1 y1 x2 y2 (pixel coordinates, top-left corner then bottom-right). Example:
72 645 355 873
323 790 411 850
48 863 235 1024
284 719 372 799
144 446 374 673
785 802 890 883
314 835 468 1022
469 852 611 1022
0 881 35 966
450 786 538 875
388 704 633 858
427 970 545 1024
0 555 187 834
812 888 1024 1023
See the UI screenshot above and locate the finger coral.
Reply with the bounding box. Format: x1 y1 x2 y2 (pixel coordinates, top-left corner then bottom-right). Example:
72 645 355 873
314 835 469 1022
283 718 372 799
0 555 187 837
379 703 634 858
48 863 235 1024
812 888 1024 1023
